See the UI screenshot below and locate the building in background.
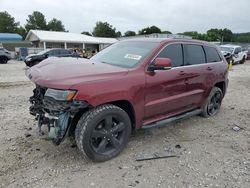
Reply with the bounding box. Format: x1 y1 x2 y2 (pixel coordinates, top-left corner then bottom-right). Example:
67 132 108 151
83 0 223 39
25 30 117 52
0 33 22 42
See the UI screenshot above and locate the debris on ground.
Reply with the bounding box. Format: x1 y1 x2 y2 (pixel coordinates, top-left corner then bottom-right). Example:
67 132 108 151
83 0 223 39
135 152 178 161
175 144 181 149
232 125 242 132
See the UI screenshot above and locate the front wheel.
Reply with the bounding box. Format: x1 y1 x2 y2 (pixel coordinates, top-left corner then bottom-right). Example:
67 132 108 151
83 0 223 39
0 57 8 64
75 104 131 162
201 87 223 117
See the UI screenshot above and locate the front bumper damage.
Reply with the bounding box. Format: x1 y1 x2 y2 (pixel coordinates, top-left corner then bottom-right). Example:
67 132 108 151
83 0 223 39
29 85 89 145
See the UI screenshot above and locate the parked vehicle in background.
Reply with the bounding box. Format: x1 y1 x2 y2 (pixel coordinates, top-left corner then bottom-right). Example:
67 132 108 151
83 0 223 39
24 48 81 67
0 47 12 64
247 45 250 60
26 38 228 161
220 44 247 64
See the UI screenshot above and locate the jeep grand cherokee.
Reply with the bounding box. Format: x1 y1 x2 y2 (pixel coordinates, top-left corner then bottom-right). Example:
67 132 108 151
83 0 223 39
26 38 228 161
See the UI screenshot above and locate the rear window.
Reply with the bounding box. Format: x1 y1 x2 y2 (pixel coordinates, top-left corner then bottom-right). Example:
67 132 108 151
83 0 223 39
184 44 206 65
204 46 221 63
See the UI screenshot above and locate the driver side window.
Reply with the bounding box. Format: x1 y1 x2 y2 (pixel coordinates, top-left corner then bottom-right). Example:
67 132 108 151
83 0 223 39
156 44 183 67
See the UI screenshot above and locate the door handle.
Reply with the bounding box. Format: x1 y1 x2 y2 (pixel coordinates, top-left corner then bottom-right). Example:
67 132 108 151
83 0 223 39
179 71 185 75
206 67 213 71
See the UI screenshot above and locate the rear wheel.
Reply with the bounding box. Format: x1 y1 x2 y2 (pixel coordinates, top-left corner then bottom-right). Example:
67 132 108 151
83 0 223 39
75 104 131 162
201 87 223 117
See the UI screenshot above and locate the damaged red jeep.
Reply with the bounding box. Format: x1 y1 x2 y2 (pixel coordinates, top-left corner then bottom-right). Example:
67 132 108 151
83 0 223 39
26 38 228 161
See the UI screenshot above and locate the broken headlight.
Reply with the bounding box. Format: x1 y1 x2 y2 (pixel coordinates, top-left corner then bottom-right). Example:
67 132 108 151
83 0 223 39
45 89 76 101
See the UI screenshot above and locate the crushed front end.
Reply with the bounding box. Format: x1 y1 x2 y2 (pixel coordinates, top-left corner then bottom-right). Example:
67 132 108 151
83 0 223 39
29 85 89 145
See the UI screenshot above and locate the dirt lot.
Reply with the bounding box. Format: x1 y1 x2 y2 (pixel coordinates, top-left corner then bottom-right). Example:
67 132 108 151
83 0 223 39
0 60 249 188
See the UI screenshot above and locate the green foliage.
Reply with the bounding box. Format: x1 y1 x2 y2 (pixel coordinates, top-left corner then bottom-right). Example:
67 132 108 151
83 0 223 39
232 33 250 43
47 18 65 31
124 30 136 37
138 26 161 35
162 31 172 34
92 21 118 38
25 11 47 31
182 28 233 42
116 31 122 37
15 26 27 39
0 11 19 33
81 31 92 36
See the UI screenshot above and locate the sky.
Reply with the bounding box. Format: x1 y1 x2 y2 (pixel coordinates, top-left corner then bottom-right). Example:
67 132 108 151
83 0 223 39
0 0 249 34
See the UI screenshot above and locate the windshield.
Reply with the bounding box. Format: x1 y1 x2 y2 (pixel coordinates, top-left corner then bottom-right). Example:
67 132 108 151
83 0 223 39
37 49 50 55
91 41 159 68
220 47 234 53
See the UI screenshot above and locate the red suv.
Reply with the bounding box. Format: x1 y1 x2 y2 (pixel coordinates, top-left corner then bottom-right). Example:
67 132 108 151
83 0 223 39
27 38 228 161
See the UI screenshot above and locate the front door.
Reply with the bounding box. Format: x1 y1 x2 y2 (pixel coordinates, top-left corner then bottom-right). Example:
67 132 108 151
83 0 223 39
144 43 190 122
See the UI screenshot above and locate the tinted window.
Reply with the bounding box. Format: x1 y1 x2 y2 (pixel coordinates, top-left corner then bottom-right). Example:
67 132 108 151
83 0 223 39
46 50 55 56
54 50 61 55
60 49 71 55
204 46 221 63
156 44 183 67
184 44 206 65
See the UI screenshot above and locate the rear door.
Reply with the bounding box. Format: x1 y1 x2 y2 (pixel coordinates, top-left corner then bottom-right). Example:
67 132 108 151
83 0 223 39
144 43 190 120
182 44 208 108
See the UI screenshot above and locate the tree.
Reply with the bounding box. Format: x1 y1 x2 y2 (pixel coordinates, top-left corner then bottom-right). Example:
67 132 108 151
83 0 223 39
92 21 117 38
0 11 19 33
15 26 27 39
47 18 65 31
162 31 172 34
25 11 47 31
221 28 233 42
138 26 161 35
116 31 122 37
124 30 136 37
81 31 92 36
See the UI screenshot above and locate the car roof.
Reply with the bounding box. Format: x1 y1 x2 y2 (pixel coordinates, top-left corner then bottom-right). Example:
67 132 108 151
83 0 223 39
122 38 214 46
220 44 241 48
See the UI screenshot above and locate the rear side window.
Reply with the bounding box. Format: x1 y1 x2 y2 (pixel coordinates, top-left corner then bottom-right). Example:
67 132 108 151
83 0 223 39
60 49 71 55
156 44 183 67
184 44 206 65
204 46 221 63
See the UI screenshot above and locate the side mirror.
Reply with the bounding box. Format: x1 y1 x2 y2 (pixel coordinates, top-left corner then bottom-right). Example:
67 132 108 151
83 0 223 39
148 58 172 72
44 54 49 58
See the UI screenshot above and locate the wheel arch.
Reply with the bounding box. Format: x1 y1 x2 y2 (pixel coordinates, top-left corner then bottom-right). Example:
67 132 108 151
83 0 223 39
68 100 136 137
214 81 226 96
108 100 136 130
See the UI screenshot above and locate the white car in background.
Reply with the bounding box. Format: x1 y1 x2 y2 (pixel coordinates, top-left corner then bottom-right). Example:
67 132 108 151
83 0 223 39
220 44 247 64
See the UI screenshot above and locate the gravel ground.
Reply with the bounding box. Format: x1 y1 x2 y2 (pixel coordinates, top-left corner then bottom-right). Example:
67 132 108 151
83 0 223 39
0 60 249 188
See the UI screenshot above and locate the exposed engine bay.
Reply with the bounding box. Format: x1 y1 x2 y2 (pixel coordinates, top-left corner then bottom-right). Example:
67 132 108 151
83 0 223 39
29 85 88 144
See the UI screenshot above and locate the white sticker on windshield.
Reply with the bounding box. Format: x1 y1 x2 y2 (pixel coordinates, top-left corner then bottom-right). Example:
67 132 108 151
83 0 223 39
124 54 142 60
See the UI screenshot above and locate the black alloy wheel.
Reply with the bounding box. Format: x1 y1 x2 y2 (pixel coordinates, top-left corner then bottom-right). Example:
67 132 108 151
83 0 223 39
75 104 131 162
91 115 127 155
207 90 222 116
201 87 223 117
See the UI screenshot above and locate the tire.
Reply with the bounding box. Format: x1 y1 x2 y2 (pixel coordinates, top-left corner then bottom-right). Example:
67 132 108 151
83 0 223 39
0 56 8 64
240 56 246 64
75 104 131 162
201 87 223 118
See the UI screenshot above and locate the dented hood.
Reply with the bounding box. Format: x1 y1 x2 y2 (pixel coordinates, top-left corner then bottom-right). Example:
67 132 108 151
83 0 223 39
26 57 129 89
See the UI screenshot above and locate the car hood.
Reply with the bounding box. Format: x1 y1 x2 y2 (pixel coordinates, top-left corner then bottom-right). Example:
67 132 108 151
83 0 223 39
26 57 129 89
